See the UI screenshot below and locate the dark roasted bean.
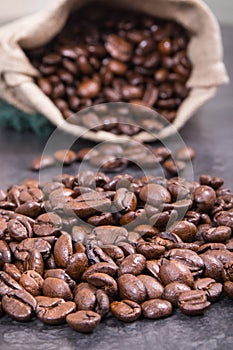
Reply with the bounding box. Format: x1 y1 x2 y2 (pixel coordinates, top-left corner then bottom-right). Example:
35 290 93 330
111 300 141 322
178 290 211 315
66 310 101 333
36 296 76 325
142 299 172 319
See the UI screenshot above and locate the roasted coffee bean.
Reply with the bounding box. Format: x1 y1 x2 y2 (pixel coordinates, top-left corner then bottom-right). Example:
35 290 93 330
118 274 146 303
164 249 204 276
222 261 233 281
31 155 55 171
20 270 44 296
82 262 117 281
43 277 73 301
1 169 233 332
87 272 117 298
0 271 23 297
170 221 197 242
0 240 11 268
66 310 101 333
194 278 222 301
163 159 186 176
194 186 216 211
139 184 171 207
8 218 32 241
178 290 211 315
159 260 194 287
44 269 75 289
142 299 172 319
15 201 42 218
114 188 137 212
214 210 233 229
136 240 165 259
33 213 62 236
137 275 164 299
77 79 100 98
36 296 76 325
74 285 109 317
24 249 44 276
224 281 233 299
200 175 224 190
202 226 231 243
175 147 195 161
117 254 146 276
54 233 73 268
90 226 128 246
54 150 77 165
102 245 124 266
3 263 21 282
66 253 88 280
162 282 191 306
111 300 141 322
64 192 111 219
74 283 96 311
2 289 36 322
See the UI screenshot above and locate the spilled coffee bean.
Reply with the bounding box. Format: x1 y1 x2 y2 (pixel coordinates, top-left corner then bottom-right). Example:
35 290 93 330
0 171 232 334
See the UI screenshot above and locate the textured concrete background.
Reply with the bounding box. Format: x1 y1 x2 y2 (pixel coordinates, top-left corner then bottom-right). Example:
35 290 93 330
0 0 232 25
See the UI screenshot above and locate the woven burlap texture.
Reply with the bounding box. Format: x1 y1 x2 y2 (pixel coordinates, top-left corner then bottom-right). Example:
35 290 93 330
0 0 229 142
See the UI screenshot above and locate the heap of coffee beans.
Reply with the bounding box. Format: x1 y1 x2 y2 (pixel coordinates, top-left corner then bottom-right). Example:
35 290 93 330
31 143 195 174
0 171 233 332
25 3 191 135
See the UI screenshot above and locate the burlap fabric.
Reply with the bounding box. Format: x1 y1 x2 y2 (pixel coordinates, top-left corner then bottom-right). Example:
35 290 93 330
0 0 229 142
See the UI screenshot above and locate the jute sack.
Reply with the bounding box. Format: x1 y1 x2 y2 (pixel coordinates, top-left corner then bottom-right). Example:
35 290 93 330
0 0 229 142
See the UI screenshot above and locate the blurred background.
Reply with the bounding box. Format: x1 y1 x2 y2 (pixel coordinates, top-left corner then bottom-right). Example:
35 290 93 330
0 0 232 25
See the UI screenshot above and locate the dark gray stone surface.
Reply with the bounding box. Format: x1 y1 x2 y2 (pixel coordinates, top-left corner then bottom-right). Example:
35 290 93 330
0 26 232 350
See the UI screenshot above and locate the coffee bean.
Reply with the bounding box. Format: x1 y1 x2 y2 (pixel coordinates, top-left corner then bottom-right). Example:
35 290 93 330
142 299 172 319
224 281 233 299
164 249 204 276
118 274 146 303
159 260 194 287
38 78 52 96
0 240 11 268
82 262 117 281
111 300 141 322
1 169 233 332
137 275 164 299
66 252 88 280
162 282 191 306
215 210 233 229
194 186 216 211
64 192 111 219
222 261 233 281
194 278 222 301
20 270 44 296
178 290 211 315
78 79 100 98
170 221 197 242
31 155 55 171
54 150 77 165
54 233 73 268
43 277 73 301
118 254 146 276
68 310 101 334
4 263 21 282
139 184 171 207
87 272 117 298
175 147 195 161
2 289 36 322
36 296 76 325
